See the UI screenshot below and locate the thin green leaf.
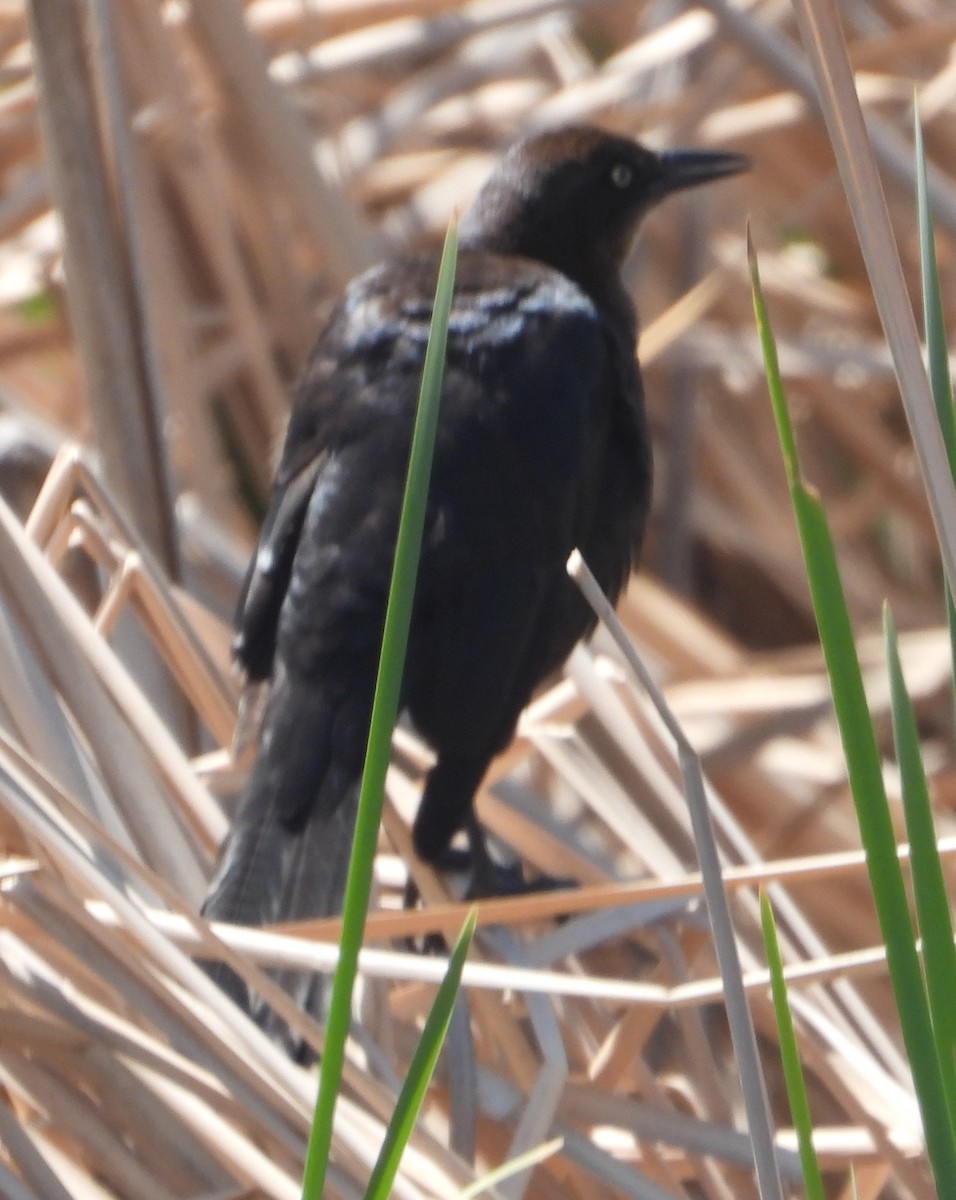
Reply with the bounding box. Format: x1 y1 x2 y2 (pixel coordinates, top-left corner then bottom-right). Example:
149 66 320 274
365 910 477 1200
302 217 459 1200
750 237 956 1194
915 109 956 727
747 227 799 486
946 584 956 731
885 606 956 1136
915 111 956 477
759 892 825 1200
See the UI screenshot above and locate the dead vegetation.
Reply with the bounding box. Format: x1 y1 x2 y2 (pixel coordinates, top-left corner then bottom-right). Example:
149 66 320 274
1 0 955 1196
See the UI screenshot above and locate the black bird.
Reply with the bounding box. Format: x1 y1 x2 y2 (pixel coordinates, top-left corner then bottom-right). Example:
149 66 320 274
203 126 748 1023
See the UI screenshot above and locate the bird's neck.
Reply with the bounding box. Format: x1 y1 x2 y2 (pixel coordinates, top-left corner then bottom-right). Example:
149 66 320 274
557 249 638 350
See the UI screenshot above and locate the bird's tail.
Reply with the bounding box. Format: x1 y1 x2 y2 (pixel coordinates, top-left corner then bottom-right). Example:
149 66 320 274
202 784 358 1057
202 677 361 1055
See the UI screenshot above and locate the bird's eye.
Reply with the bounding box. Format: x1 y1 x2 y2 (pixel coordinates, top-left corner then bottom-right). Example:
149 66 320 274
610 162 633 188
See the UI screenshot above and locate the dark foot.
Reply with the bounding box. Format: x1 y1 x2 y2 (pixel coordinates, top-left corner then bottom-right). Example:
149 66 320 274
403 814 577 931
416 832 546 897
463 815 576 899
467 860 577 900
431 844 473 874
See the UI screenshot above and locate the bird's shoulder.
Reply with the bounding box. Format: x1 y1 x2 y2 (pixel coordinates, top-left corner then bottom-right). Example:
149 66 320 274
362 247 600 322
309 249 603 374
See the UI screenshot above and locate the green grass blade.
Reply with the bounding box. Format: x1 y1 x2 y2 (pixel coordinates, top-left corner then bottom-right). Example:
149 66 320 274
759 892 825 1200
884 606 956 1136
365 910 477 1200
302 217 459 1200
915 110 956 726
749 229 800 488
915 111 956 477
947 584 956 729
750 234 956 1195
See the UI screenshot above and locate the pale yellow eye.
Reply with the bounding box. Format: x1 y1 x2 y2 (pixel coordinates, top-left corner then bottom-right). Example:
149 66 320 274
611 163 633 188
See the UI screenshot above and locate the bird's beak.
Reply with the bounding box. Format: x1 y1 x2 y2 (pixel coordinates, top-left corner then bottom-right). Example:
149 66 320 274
652 148 751 198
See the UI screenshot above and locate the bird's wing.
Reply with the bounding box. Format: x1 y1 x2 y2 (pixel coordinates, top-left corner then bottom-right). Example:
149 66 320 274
233 451 326 680
231 260 427 681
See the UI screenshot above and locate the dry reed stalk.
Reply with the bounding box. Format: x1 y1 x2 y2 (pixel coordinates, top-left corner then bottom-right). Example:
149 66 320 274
25 0 180 576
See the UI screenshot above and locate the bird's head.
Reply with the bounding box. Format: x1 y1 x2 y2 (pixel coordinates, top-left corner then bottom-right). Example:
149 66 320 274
461 126 749 327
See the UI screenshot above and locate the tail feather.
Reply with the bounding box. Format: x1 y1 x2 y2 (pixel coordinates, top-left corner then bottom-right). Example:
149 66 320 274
202 672 362 1054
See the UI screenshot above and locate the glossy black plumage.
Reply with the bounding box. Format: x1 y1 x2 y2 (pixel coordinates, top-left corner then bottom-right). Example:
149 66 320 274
203 126 748 1028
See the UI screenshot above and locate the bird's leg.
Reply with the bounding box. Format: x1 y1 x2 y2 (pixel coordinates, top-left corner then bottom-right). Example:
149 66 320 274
413 757 577 897
401 873 447 954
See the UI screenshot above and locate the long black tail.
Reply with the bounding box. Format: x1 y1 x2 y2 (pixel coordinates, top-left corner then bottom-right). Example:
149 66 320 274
202 671 361 1054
